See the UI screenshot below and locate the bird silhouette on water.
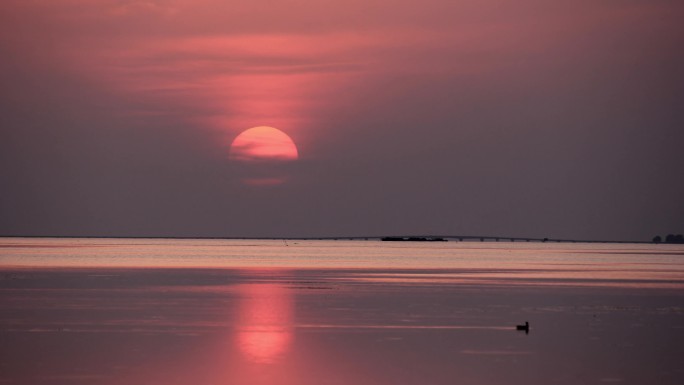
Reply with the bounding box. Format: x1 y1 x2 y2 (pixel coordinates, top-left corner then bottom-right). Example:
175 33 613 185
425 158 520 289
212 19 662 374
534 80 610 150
516 321 529 334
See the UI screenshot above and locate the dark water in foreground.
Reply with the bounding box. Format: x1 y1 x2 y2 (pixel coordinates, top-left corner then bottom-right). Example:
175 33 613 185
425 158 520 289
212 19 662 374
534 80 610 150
1 239 684 384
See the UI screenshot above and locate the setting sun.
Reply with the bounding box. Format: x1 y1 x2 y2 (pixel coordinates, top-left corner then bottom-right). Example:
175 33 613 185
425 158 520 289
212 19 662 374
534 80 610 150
229 126 298 162
229 126 299 185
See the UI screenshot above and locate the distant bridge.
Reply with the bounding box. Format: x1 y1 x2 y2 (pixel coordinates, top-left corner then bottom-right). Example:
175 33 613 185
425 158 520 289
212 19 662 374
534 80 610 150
0 235 649 244
279 235 648 244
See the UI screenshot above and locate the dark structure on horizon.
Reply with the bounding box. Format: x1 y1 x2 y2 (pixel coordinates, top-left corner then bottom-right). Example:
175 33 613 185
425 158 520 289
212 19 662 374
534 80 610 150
652 234 684 244
381 236 447 242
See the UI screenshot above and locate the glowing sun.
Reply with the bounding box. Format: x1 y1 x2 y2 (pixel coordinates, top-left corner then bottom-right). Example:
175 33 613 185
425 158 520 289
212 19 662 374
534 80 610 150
229 126 298 186
229 126 298 162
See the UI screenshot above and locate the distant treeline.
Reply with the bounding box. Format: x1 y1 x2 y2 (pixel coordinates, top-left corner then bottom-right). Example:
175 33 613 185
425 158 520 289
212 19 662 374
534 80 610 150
652 234 684 244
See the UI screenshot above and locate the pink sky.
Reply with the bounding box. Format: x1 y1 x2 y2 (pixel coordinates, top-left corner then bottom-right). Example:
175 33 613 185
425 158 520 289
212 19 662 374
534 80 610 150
6 0 675 145
1 0 683 239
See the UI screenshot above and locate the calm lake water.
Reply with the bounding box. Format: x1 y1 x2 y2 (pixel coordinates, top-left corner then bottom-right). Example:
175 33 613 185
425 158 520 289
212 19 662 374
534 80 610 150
1 238 683 384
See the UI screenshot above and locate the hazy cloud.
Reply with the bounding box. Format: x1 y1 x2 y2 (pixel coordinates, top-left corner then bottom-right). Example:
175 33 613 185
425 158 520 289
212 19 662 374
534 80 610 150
1 0 683 239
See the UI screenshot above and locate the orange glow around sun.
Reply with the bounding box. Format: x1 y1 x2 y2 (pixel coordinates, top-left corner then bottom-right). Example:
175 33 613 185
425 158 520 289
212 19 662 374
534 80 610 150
229 126 299 162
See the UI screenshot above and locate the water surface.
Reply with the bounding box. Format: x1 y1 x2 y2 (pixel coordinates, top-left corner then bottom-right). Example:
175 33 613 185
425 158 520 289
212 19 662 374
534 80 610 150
1 238 683 384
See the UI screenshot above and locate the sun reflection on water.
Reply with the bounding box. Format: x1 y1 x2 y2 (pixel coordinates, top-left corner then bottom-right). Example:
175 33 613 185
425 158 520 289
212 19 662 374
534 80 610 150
236 283 293 364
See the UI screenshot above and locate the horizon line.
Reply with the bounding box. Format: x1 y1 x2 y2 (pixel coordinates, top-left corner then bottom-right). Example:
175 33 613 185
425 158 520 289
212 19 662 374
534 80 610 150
0 234 657 244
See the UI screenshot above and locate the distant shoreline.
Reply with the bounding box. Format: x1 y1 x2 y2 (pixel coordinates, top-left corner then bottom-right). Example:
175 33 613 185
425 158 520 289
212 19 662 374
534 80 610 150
0 234 656 244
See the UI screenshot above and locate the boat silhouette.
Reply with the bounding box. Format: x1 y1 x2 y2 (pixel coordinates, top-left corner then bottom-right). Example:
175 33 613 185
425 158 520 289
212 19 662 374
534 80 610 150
516 321 529 334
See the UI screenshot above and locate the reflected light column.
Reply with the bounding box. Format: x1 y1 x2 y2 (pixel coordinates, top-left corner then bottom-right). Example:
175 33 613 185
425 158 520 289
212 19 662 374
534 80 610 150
236 283 294 364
